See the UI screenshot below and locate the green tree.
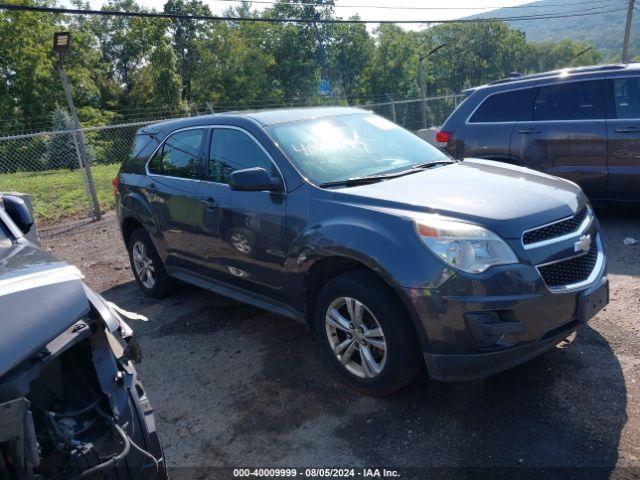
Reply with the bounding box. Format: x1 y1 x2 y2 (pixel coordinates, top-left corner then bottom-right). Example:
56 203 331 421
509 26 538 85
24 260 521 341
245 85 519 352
192 16 279 109
0 0 60 131
523 39 602 73
129 37 182 110
365 24 420 97
46 107 77 170
419 22 528 94
91 0 157 107
265 0 335 99
327 19 374 102
163 0 211 102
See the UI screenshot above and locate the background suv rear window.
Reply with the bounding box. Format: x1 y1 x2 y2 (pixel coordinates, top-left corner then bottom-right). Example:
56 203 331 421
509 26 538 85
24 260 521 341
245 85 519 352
533 81 605 121
469 89 536 123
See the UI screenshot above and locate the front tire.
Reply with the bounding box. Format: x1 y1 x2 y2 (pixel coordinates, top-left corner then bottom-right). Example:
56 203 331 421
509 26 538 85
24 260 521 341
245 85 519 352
128 228 173 298
313 270 423 396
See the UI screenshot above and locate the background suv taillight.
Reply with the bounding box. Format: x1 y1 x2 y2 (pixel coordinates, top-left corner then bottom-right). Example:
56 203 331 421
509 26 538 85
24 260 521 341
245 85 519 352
112 176 118 196
436 131 452 143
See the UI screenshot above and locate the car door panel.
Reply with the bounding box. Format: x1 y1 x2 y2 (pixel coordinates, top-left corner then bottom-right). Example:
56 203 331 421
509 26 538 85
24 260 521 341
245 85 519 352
142 128 205 269
606 76 640 200
511 121 608 194
510 80 608 196
198 127 288 302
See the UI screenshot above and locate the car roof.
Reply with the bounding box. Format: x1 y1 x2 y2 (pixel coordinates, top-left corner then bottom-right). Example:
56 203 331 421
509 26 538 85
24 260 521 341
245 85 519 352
467 63 640 95
144 106 368 133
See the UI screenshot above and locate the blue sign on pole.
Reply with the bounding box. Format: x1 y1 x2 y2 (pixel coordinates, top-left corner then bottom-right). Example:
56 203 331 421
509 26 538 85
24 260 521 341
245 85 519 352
318 79 330 96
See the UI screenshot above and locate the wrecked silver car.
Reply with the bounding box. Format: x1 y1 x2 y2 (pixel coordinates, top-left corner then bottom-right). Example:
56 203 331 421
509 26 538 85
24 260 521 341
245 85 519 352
0 194 166 479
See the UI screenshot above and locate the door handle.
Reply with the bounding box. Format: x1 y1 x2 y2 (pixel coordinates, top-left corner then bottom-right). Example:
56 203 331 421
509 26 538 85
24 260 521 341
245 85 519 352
202 197 217 211
147 183 157 196
614 127 639 133
517 128 541 134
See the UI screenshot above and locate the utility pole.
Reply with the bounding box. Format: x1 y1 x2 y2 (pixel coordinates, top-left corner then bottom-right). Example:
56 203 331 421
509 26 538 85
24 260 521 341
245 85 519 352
622 0 635 63
54 32 101 221
419 43 447 130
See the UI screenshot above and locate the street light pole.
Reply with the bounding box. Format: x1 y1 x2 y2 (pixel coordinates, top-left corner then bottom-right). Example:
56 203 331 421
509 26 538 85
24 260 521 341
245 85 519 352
419 43 447 130
54 32 101 221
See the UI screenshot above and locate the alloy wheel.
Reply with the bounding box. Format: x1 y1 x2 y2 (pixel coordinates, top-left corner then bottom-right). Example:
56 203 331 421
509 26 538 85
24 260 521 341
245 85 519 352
132 241 156 289
325 297 387 379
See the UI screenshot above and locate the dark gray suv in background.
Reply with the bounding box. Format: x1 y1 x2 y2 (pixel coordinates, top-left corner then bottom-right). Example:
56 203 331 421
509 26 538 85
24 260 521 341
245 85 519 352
438 63 640 203
115 107 608 395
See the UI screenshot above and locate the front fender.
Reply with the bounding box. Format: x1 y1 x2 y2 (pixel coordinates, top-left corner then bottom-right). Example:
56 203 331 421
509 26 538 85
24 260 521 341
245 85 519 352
288 212 450 290
285 213 453 351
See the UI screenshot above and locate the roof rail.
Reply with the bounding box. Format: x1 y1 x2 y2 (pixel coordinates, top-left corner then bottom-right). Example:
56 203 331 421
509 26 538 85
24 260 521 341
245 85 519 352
487 64 630 86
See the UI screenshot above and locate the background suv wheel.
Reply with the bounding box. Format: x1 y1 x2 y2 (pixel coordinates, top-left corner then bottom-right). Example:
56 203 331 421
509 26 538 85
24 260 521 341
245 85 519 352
128 228 174 298
313 270 423 396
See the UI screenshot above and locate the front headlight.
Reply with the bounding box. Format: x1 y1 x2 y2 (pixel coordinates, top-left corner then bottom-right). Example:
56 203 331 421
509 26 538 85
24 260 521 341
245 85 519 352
415 216 518 273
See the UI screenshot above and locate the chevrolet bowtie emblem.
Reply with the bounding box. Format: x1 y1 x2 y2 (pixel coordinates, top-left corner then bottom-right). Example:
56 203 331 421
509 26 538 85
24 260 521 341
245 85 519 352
574 234 592 253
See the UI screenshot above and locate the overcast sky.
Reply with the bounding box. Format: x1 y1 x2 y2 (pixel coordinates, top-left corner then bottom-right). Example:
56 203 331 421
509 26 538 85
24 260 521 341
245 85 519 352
85 0 538 29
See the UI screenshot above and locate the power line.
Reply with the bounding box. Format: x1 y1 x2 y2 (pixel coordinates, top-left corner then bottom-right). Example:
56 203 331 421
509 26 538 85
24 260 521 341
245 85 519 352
0 3 626 24
211 0 620 11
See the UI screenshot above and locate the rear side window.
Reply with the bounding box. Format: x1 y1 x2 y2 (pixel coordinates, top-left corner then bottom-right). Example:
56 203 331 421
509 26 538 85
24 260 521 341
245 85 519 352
208 129 275 184
612 77 640 119
148 129 205 179
469 89 536 123
533 81 605 121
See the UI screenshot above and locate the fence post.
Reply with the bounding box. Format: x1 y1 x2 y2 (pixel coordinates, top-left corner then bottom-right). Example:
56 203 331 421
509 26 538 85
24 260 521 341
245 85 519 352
385 94 397 123
58 60 101 221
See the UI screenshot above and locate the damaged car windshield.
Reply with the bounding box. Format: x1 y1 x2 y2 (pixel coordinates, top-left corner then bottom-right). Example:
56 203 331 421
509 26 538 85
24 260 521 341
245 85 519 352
266 113 451 185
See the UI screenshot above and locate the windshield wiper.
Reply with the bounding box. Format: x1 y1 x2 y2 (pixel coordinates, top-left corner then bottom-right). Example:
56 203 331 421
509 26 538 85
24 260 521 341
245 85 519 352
319 176 387 188
319 160 453 188
410 159 455 169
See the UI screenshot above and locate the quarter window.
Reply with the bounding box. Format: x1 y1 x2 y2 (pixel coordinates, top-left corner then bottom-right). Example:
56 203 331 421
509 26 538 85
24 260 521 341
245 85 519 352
469 89 536 123
148 129 204 178
612 77 640 119
533 81 605 121
208 129 275 184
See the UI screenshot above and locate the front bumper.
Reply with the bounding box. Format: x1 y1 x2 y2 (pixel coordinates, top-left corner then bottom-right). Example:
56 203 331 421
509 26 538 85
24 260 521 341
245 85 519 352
423 319 577 382
403 234 608 382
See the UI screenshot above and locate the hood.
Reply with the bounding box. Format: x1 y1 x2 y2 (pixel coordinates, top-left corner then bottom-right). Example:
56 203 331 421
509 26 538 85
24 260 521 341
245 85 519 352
0 242 90 378
332 159 585 239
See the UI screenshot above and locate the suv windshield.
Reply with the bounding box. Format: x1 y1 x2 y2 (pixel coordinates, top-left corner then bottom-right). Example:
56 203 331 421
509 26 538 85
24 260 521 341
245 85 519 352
267 113 450 185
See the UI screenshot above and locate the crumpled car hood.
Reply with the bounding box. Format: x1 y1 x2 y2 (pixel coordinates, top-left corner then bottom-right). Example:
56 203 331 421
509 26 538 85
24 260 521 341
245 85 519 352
0 243 90 377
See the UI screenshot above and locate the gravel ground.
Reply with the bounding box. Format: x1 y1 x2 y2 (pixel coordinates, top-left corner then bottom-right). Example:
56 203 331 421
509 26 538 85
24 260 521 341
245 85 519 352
42 209 640 479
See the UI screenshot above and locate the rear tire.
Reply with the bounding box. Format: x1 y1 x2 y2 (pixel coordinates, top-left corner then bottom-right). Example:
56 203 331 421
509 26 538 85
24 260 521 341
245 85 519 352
312 270 423 396
127 228 173 298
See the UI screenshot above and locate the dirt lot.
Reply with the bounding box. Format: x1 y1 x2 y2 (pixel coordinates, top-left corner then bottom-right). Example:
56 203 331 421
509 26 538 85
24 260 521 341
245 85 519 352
42 209 640 479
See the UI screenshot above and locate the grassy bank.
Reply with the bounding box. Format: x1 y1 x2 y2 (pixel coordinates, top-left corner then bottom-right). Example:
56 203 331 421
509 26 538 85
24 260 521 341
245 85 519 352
0 163 121 222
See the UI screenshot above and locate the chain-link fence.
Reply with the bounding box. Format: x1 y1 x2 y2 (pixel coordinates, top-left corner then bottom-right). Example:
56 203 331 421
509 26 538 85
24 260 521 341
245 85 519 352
0 94 463 224
365 94 464 132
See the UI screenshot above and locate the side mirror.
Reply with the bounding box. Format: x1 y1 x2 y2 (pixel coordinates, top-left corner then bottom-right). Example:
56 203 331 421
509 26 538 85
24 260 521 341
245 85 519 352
3 195 34 234
229 167 282 192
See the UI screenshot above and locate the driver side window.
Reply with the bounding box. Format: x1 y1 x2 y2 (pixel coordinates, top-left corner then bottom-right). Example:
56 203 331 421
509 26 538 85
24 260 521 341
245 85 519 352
208 129 276 184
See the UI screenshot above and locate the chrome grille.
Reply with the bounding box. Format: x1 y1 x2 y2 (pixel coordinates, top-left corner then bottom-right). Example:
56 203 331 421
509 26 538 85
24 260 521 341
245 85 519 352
523 207 589 246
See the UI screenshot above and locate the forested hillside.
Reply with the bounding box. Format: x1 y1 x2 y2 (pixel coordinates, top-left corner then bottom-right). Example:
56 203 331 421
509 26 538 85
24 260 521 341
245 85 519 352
0 0 604 135
468 0 637 61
